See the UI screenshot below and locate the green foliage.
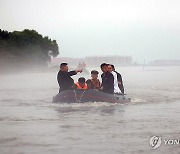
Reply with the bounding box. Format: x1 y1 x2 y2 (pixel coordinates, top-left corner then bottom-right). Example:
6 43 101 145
0 29 59 70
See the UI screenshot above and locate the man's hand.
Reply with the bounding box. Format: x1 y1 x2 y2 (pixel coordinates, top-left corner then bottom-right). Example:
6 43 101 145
75 69 83 73
118 81 122 85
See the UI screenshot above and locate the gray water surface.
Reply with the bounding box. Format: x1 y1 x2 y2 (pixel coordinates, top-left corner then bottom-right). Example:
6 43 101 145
0 66 180 154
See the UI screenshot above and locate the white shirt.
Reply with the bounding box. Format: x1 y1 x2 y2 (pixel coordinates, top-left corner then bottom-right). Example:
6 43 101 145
111 71 121 93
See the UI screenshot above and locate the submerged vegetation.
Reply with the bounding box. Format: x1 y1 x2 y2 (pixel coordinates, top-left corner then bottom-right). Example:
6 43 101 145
0 29 59 72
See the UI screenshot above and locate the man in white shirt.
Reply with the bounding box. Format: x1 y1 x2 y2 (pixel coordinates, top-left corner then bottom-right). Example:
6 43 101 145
111 64 125 94
107 64 121 94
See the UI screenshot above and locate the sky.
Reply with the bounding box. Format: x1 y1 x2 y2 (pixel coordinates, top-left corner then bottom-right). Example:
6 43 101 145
0 0 180 63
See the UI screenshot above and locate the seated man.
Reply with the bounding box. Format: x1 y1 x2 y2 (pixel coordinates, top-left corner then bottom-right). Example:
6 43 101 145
73 77 88 90
86 70 101 90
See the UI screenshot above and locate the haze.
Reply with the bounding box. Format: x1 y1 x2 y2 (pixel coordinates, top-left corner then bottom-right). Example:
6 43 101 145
0 0 180 63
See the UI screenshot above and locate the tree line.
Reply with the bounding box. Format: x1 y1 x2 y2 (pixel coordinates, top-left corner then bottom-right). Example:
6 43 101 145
0 29 59 71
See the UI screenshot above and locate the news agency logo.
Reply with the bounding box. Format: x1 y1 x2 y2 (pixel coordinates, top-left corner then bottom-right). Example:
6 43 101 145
149 136 162 149
149 136 180 150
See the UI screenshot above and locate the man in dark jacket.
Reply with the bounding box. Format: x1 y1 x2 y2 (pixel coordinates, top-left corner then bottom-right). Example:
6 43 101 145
100 63 114 94
57 63 82 93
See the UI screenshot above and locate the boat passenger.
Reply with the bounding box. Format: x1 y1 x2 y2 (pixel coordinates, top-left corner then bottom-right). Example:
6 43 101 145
57 63 82 93
111 64 125 94
86 70 101 90
100 63 114 94
74 77 88 90
107 64 121 94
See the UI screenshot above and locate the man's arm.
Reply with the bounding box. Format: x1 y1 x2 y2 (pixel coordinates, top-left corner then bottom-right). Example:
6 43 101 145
109 73 114 93
116 72 123 84
68 71 77 76
86 79 92 89
116 72 125 94
68 69 82 76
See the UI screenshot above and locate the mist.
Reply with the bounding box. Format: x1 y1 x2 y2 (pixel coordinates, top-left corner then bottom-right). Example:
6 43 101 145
0 0 180 63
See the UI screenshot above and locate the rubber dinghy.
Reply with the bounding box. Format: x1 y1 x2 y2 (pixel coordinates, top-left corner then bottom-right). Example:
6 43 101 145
53 89 131 103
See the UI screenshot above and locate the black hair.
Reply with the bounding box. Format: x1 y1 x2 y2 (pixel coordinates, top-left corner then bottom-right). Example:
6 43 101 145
111 64 115 70
78 77 86 83
100 63 107 68
91 70 99 75
106 64 115 70
60 63 68 68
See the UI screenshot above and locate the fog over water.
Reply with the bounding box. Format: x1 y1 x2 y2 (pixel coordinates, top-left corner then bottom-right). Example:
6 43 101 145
0 66 180 154
1 0 180 63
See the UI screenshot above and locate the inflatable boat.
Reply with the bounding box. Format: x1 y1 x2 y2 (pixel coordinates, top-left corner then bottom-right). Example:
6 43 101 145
53 89 131 103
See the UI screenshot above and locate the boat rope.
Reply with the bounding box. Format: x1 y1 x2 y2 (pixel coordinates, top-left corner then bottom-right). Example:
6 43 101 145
73 90 86 103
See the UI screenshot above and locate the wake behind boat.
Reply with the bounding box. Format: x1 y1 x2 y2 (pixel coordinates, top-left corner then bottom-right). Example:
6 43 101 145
52 89 131 103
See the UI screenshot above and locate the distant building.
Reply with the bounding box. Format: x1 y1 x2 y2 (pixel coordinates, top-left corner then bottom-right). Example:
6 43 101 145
51 57 85 67
149 59 180 66
85 56 132 66
51 55 133 67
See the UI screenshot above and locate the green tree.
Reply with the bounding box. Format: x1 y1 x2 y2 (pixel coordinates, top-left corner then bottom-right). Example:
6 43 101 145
0 29 59 71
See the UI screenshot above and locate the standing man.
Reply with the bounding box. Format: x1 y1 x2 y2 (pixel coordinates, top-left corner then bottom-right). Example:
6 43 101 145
111 64 125 94
57 63 82 93
100 63 114 94
107 64 121 94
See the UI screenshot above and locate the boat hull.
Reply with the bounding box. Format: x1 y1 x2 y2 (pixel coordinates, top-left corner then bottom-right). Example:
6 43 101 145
53 89 131 103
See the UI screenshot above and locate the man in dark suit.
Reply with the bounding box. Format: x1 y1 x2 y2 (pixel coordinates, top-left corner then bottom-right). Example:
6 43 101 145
100 63 114 94
57 63 82 93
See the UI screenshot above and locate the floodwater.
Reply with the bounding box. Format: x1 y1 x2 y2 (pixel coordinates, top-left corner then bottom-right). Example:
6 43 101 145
0 66 180 154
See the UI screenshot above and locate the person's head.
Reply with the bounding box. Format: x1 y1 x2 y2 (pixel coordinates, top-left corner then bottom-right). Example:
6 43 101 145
107 64 113 72
100 63 107 73
60 63 68 72
91 70 99 79
78 77 86 87
111 64 115 71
